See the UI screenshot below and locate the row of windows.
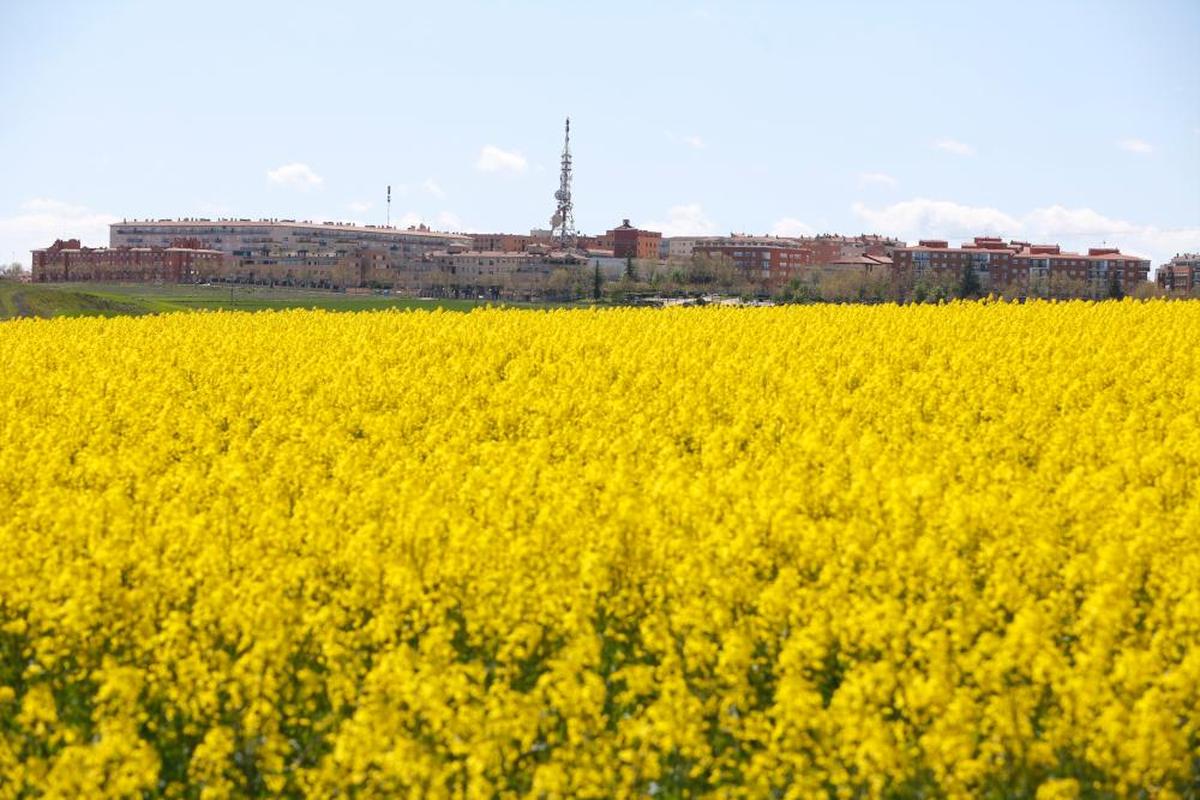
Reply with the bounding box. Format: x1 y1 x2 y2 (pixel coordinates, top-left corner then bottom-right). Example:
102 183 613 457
910 253 1007 261
436 259 528 266
115 229 463 246
905 253 1143 270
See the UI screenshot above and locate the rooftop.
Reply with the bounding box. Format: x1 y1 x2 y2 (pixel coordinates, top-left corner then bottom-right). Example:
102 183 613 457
33 243 222 255
830 254 893 265
898 239 1149 262
113 218 467 239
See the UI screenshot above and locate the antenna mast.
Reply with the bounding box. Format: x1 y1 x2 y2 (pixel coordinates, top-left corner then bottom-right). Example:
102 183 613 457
550 117 576 249
386 185 391 227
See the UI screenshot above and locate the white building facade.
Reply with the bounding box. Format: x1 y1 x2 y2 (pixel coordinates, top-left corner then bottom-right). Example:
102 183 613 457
110 219 470 260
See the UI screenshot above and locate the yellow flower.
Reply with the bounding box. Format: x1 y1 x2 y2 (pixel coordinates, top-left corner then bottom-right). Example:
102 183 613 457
0 301 1196 796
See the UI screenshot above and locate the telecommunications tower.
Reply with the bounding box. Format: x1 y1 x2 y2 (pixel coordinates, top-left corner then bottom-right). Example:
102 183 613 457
550 117 576 249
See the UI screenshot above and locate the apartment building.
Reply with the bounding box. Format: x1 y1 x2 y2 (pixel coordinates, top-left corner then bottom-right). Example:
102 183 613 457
578 233 615 251
804 234 904 264
891 237 1150 293
663 236 717 261
610 220 662 260
692 235 814 290
111 219 470 259
420 250 586 298
31 238 224 283
220 250 397 289
1156 253 1200 293
470 233 541 253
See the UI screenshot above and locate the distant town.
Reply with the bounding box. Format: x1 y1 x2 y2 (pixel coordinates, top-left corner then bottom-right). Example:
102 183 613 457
30 221 1200 302
20 120 1200 302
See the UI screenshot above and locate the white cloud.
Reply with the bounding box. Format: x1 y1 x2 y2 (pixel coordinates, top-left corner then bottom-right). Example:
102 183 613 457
348 200 373 214
858 171 898 188
421 178 446 198
435 211 463 230
392 210 464 232
683 135 705 150
645 204 719 237
853 198 1018 240
476 145 527 173
1117 138 1154 154
1020 205 1198 263
772 217 814 237
852 197 1200 266
394 212 426 229
933 138 975 156
0 199 120 262
266 162 323 190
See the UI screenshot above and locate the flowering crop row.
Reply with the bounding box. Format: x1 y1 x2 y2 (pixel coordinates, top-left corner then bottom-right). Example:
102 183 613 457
0 302 1197 798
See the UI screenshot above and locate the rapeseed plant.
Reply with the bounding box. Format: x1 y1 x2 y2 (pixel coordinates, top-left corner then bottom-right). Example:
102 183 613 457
0 302 1196 798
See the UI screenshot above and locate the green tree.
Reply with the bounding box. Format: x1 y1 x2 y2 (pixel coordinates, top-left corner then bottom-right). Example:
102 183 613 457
592 261 603 301
624 255 638 282
545 267 586 300
959 262 982 299
1107 273 1125 300
778 276 820 304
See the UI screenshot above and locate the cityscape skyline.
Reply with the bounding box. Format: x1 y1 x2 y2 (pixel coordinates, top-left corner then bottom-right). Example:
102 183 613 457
1 0 1198 269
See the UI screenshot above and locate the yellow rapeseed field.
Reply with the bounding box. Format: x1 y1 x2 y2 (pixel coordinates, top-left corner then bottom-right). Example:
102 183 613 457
0 302 1197 798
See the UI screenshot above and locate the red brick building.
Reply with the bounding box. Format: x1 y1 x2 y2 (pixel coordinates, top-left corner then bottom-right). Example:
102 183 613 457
693 235 815 291
470 233 542 253
1156 253 1200 294
824 254 893 274
610 220 662 260
32 238 225 283
804 234 903 264
577 233 615 251
891 237 1150 295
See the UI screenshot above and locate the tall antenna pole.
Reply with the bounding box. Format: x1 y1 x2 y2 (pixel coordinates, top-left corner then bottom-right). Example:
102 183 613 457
550 117 576 250
386 185 391 227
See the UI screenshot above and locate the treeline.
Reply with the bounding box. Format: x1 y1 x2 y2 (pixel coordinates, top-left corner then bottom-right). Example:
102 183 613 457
552 254 1168 304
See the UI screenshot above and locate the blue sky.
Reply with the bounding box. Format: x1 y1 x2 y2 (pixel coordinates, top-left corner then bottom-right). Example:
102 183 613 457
1 0 1197 267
